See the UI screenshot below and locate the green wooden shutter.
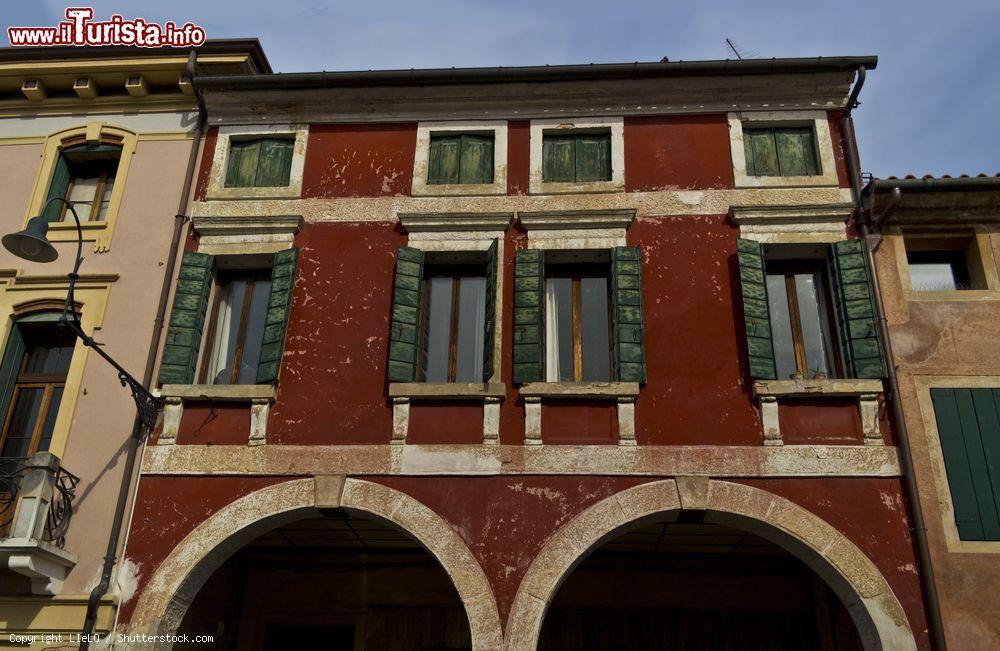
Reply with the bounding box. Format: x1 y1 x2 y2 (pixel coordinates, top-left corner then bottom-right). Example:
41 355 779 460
388 246 424 382
737 238 777 380
830 239 885 379
158 252 213 385
225 140 256 188
428 136 461 185
775 127 819 176
931 388 1000 541
575 134 612 182
256 247 299 383
743 128 780 177
255 139 294 187
42 154 71 222
611 246 646 382
0 323 25 429
482 239 498 382
459 135 494 184
513 249 544 384
542 135 576 182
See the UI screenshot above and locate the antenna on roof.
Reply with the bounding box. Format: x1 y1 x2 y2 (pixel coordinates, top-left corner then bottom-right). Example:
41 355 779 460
726 38 744 60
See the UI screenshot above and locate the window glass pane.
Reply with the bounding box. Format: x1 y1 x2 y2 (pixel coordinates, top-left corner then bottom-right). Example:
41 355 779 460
207 278 248 384
910 262 958 291
454 276 486 382
545 276 574 382
95 172 115 221
22 329 75 376
1 388 44 457
794 272 831 376
67 173 99 216
580 276 611 381
36 386 63 452
766 274 797 379
236 278 272 384
423 276 454 382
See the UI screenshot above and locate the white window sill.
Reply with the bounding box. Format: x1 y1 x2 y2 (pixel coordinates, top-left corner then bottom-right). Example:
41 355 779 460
519 382 640 399
411 182 506 197
158 384 277 402
753 378 883 398
389 382 505 401
531 180 625 195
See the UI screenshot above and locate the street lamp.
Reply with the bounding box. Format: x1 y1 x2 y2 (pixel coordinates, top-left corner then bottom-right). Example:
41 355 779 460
2 197 162 431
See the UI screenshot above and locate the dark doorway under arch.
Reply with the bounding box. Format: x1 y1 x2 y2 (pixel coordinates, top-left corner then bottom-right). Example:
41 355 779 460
538 518 864 651
176 509 472 651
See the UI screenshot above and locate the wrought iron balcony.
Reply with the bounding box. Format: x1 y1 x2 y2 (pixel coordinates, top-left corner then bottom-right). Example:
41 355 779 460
0 452 80 594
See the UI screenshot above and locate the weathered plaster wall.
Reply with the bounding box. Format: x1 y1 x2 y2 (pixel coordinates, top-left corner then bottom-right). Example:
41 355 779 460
876 228 1000 649
623 115 734 191
301 124 416 198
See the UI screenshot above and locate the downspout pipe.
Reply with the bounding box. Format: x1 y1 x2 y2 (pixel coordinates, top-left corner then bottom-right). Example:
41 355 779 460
840 68 948 651
79 50 204 650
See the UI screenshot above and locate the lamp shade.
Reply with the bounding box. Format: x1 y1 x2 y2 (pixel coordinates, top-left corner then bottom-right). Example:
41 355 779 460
2 216 58 263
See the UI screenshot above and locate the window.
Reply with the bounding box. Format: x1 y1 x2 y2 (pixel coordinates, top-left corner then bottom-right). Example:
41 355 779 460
42 142 122 222
225 137 294 188
930 388 1000 541
200 269 273 385
388 243 498 384
738 238 885 381
0 321 75 463
159 249 300 386
542 132 612 183
765 260 839 379
905 236 988 292
427 134 494 185
544 264 611 382
742 126 819 177
512 247 645 384
420 266 488 382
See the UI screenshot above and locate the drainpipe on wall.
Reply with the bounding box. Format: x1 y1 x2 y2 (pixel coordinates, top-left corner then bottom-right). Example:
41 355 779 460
79 50 204 650
840 67 948 651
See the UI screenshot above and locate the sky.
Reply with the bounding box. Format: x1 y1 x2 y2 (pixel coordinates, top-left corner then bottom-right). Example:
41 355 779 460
5 1 998 178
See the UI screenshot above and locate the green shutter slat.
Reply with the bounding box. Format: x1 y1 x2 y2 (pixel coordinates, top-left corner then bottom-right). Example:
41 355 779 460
611 246 646 382
775 127 820 176
737 238 777 379
513 249 544 383
255 247 299 383
743 128 780 177
542 135 576 182
831 239 886 379
428 136 460 185
388 246 424 382
43 154 71 222
158 252 213 385
255 139 293 187
458 134 494 184
482 239 498 382
575 134 612 182
0 323 26 431
931 388 1000 541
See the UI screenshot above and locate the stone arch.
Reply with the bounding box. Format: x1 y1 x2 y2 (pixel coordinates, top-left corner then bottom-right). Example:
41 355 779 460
127 477 503 650
504 478 916 651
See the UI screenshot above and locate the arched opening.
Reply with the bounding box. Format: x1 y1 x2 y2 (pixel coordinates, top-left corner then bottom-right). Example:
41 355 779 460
176 508 472 650
127 478 503 651
538 517 862 650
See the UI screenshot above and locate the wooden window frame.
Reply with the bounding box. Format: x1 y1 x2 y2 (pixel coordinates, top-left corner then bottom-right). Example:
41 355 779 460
742 126 820 177
57 136 122 223
0 327 73 460
417 264 486 383
224 136 295 189
198 268 271 385
545 263 612 383
541 132 613 184
765 259 843 379
427 133 495 186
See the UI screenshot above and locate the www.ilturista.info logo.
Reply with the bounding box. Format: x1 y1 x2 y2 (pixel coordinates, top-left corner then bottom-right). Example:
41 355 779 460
8 8 206 48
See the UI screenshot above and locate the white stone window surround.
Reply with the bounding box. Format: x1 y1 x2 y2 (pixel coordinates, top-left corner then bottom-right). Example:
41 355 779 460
517 208 638 446
205 124 308 200
728 110 840 188
411 121 508 197
731 203 852 244
390 212 512 445
529 117 625 195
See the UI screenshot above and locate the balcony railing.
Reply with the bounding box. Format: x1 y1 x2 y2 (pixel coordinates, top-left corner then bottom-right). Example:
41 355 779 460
0 452 80 594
